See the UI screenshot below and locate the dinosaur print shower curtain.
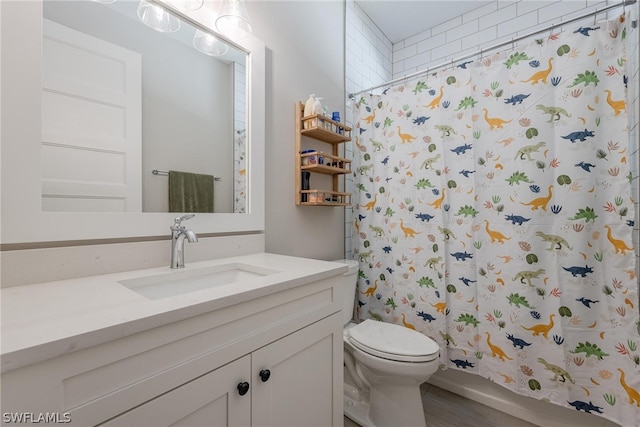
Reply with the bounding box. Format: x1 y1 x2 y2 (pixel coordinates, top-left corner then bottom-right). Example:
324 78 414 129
352 16 639 426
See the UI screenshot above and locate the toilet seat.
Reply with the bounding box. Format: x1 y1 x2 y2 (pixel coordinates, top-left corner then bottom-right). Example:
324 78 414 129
347 319 439 363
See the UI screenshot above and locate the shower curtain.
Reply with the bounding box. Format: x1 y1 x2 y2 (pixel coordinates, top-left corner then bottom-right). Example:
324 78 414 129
352 16 639 426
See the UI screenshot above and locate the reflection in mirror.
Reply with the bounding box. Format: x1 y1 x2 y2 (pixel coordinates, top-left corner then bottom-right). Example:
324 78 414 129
41 0 247 214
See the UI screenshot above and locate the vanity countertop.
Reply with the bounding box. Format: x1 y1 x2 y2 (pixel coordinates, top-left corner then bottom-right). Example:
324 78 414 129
0 253 347 373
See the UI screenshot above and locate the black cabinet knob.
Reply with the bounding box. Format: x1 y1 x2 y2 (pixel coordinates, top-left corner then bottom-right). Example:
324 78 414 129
259 369 271 382
237 381 250 396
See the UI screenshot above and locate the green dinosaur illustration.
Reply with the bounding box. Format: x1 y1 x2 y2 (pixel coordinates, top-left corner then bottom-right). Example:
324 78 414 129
439 331 457 346
536 104 571 122
506 171 533 185
368 225 384 237
455 313 480 327
537 358 575 383
415 178 434 189
359 250 373 262
504 52 531 69
569 207 598 223
535 231 573 251
515 141 546 161
438 226 456 240
383 117 393 128
455 96 478 110
435 124 456 137
413 81 429 94
455 205 479 218
357 183 367 192
568 70 600 87
424 256 443 268
512 269 546 287
384 297 398 310
384 207 395 217
421 154 441 169
507 293 535 309
570 342 609 360
417 276 436 288
368 311 384 321
358 164 374 175
369 138 384 151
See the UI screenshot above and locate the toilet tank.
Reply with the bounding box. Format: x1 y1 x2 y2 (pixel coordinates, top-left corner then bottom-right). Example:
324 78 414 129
332 259 359 326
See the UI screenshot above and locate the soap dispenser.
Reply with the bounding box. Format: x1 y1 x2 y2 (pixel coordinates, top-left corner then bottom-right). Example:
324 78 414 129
303 94 315 129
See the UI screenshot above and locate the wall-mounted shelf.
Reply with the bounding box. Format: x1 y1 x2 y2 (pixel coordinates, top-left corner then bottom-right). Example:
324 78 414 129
295 101 352 206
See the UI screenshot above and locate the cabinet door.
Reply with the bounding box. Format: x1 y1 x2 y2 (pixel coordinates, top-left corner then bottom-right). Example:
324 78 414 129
252 313 343 427
102 355 251 427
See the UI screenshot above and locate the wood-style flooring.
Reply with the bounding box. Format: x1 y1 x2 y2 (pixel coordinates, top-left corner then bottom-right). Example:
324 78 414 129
344 384 538 427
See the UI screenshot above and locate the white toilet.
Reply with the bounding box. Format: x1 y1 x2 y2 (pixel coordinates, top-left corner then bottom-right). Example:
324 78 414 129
333 259 440 427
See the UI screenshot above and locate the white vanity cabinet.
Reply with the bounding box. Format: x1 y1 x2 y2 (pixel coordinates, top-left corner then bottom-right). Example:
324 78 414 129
1 267 344 427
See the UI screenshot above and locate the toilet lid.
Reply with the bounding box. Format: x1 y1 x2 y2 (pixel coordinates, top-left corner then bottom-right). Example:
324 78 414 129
348 319 439 362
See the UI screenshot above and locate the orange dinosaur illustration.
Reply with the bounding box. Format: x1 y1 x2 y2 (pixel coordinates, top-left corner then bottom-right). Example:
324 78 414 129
401 313 417 330
363 194 378 211
604 225 634 255
521 57 553 85
484 220 511 244
428 189 446 209
399 218 421 238
521 314 555 338
520 185 553 211
397 126 416 144
361 280 378 297
362 109 376 125
604 90 626 116
426 86 444 109
486 332 513 361
431 301 446 314
618 368 640 407
483 108 512 130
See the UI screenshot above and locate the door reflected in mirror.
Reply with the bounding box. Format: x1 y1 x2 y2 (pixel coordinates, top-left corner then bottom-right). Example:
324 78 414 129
41 0 247 213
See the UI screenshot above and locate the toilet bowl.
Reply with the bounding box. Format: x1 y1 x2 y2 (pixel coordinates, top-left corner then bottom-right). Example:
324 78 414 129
333 259 440 427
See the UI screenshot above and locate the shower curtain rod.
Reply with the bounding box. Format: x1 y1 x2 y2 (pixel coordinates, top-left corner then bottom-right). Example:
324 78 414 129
348 0 637 99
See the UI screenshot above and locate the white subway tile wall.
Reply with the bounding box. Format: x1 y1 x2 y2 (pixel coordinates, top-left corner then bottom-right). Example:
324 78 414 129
346 0 639 263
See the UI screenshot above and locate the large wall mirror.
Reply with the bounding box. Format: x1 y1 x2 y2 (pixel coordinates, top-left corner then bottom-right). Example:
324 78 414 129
0 0 265 244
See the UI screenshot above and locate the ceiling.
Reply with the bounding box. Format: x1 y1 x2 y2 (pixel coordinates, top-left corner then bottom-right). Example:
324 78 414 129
355 0 492 43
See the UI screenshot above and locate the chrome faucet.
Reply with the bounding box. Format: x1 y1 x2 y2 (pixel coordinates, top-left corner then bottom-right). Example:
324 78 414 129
170 214 198 269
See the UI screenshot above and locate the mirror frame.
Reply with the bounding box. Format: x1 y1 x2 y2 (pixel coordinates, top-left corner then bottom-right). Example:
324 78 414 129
0 0 265 244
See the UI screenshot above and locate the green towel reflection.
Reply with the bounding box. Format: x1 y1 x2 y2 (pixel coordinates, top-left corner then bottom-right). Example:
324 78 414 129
168 170 214 213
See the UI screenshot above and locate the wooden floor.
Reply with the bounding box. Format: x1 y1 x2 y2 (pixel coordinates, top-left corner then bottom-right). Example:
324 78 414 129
344 384 538 427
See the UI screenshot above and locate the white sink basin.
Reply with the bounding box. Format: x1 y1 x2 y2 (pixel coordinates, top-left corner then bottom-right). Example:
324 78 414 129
118 263 280 300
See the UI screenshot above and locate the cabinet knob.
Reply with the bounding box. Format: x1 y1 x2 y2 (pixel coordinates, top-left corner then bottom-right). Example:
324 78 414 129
259 369 271 382
237 381 250 396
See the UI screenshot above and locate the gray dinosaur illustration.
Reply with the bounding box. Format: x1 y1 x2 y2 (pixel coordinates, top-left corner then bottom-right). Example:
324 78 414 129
536 104 571 122
536 231 573 251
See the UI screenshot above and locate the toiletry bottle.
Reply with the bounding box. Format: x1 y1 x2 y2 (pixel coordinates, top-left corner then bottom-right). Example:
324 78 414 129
312 97 323 128
303 94 315 129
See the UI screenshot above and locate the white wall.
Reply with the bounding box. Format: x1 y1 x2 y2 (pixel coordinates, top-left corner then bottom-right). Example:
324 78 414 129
346 1 639 426
248 1 348 261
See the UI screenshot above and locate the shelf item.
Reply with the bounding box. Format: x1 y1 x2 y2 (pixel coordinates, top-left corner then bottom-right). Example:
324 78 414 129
295 101 352 207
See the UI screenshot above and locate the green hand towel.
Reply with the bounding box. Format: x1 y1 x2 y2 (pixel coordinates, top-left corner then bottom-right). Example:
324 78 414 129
168 170 214 213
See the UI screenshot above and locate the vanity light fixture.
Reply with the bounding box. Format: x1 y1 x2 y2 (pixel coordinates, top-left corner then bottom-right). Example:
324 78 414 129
137 0 181 33
193 30 229 56
215 0 252 39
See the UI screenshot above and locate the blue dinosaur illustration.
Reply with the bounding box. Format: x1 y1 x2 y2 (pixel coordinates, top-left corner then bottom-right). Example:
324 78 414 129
457 61 472 69
568 400 603 414
382 246 392 254
358 300 366 307
573 26 600 36
563 265 594 277
450 359 474 369
451 251 473 261
358 214 366 221
381 156 390 165
506 333 532 349
561 129 595 143
450 143 472 155
575 161 595 172
412 116 430 125
576 297 599 308
458 276 476 286
417 311 437 322
459 170 475 178
415 212 435 222
505 214 531 225
504 93 530 105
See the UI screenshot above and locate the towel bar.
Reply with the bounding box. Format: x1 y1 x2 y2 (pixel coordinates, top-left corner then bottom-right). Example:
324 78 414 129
152 169 221 181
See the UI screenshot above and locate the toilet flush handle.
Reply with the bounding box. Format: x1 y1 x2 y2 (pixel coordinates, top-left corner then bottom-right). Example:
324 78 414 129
259 369 271 382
